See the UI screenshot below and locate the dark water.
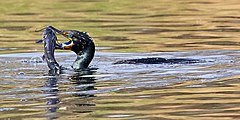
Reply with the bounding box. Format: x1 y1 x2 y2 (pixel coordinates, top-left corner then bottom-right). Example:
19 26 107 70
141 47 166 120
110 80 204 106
1 0 240 119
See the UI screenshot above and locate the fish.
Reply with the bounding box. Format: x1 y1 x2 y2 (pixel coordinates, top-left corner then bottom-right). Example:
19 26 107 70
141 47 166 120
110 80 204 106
37 26 60 71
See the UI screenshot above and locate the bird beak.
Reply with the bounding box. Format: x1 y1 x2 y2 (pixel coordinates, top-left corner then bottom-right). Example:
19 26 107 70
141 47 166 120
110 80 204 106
62 32 73 41
61 40 73 50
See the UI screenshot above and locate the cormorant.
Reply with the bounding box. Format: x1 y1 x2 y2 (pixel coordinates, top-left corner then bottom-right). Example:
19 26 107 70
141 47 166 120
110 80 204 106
50 26 95 70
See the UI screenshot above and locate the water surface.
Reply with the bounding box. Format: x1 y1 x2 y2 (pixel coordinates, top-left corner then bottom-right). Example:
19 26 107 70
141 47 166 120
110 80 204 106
1 0 240 53
1 50 240 119
1 0 240 119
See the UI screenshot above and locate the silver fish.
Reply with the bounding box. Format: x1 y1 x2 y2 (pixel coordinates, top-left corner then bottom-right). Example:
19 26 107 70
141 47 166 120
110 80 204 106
41 26 60 71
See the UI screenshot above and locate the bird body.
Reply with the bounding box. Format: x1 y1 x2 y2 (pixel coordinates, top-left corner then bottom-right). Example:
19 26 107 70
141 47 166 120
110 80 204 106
55 29 95 70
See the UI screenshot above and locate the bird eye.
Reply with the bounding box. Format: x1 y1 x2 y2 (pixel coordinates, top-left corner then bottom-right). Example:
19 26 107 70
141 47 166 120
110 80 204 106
68 34 73 38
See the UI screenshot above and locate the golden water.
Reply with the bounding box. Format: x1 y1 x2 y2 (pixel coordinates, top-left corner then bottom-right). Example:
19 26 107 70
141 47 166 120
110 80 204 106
1 0 240 53
1 0 240 119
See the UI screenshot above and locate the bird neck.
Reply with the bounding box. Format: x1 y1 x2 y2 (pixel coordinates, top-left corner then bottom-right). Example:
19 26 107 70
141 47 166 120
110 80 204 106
72 41 95 70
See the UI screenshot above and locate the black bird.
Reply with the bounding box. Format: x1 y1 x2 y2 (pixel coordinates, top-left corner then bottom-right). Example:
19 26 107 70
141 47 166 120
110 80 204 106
49 26 95 70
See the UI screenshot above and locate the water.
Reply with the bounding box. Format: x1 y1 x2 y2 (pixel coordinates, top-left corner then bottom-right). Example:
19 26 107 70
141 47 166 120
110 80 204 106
1 0 240 119
1 51 240 119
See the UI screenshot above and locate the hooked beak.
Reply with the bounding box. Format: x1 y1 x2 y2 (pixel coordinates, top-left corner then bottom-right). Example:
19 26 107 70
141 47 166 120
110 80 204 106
62 32 73 41
57 31 74 50
61 40 73 50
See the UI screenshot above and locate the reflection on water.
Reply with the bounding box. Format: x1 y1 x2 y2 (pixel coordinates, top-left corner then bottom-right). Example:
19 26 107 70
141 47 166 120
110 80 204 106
44 72 59 119
0 51 240 119
1 0 240 119
43 69 96 119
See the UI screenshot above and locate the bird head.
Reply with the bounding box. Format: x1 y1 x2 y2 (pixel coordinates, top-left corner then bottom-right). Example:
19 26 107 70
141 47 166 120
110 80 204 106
58 30 91 54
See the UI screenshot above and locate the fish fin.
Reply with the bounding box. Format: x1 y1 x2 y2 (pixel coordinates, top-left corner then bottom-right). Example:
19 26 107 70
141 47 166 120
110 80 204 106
36 39 43 43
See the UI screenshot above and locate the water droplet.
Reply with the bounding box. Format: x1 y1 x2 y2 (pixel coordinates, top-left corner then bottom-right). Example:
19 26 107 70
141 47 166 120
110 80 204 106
21 59 29 64
18 72 25 75
30 56 43 63
20 98 28 102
